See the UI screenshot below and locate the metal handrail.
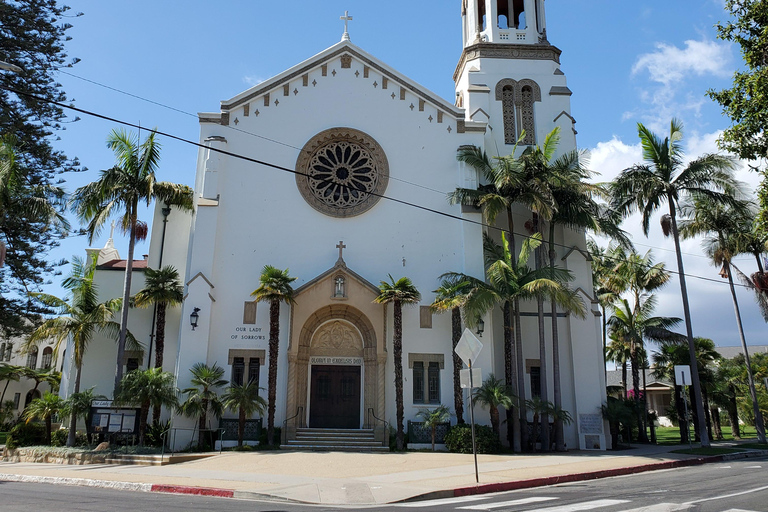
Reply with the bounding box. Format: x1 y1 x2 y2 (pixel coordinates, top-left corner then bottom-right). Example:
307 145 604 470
367 408 390 447
282 406 304 445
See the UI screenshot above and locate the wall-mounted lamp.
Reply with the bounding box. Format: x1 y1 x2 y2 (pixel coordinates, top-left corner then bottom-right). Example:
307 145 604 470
476 318 485 337
190 307 201 330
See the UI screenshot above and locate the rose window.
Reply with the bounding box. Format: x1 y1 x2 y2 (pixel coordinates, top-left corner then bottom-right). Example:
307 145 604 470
296 128 389 217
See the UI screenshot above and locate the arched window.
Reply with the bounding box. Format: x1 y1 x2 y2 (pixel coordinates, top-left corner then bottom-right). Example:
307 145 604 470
42 347 53 369
4 343 11 361
502 85 517 143
519 85 536 145
25 389 40 408
26 347 38 369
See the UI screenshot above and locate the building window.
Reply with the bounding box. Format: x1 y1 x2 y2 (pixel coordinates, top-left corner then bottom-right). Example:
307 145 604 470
413 362 425 403
41 347 53 369
0 344 5 361
248 357 260 387
13 392 20 410
126 358 139 373
5 343 11 361
428 362 440 403
26 347 38 369
519 85 536 145
530 366 541 398
502 85 517 144
232 357 245 386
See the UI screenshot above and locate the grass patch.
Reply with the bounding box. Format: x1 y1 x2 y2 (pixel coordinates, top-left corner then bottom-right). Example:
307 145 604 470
740 443 768 450
671 447 745 456
651 425 760 445
0 432 7 445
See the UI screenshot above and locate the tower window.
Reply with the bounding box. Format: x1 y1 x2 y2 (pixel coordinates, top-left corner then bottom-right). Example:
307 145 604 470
513 0 525 29
530 366 541 398
42 347 53 369
248 357 260 387
502 85 517 144
232 357 245 386
520 85 536 145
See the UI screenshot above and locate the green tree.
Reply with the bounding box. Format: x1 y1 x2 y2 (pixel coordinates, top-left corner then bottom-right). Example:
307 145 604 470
375 275 421 451
115 368 178 446
680 198 767 443
221 381 267 448
179 362 227 450
251 265 296 446
26 257 139 447
610 118 741 447
431 276 471 424
0 1 81 338
70 129 193 394
19 367 61 395
416 404 451 451
472 374 515 443
22 391 64 445
0 363 22 404
61 387 106 444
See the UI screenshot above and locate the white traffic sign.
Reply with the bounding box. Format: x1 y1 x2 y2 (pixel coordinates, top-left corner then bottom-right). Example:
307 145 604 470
455 328 483 366
460 368 482 389
674 365 692 387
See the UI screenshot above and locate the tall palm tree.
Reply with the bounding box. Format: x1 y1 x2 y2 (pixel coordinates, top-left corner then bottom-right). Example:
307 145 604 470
609 295 682 443
221 380 267 448
179 362 227 449
679 198 767 443
431 276 470 424
605 331 632 395
115 368 178 446
375 274 421 451
22 391 64 445
588 240 625 363
472 374 515 443
25 256 139 447
251 265 296 447
610 118 742 447
70 129 193 394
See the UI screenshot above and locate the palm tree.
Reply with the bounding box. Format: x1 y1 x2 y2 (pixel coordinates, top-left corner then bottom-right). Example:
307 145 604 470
610 118 742 447
431 276 470 424
70 129 193 394
221 380 267 448
179 362 227 449
0 363 22 404
375 274 421 451
251 265 296 446
61 387 106 444
115 368 178 446
25 256 139 448
19 367 61 395
416 404 451 451
22 391 64 445
472 374 515 443
605 332 631 396
679 198 767 443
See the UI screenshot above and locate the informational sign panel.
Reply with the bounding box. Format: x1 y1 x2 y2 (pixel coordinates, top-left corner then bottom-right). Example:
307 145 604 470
674 365 692 387
460 368 482 389
455 328 483 366
579 413 604 434
88 400 140 435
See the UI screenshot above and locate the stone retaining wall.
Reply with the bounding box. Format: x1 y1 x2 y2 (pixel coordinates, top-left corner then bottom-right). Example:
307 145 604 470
2 447 108 465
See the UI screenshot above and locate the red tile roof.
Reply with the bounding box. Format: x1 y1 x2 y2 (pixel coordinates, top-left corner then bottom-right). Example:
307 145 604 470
97 259 149 270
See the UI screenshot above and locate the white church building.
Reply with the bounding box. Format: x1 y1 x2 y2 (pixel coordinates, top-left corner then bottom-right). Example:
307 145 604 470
63 0 608 451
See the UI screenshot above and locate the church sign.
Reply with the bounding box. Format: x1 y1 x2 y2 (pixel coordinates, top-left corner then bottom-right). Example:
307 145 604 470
309 356 363 366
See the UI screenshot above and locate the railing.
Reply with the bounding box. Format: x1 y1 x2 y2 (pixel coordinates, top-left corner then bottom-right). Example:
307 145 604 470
282 406 304 445
366 408 390 447
161 426 224 462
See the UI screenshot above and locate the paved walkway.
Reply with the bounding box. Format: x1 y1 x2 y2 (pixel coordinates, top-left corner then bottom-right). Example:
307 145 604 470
1 443 766 505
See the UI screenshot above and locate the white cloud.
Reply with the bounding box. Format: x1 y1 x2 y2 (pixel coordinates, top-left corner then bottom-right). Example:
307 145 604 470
632 39 732 85
242 75 265 87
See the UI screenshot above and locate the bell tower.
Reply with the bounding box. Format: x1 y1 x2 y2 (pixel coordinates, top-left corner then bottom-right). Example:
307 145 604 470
456 0 577 155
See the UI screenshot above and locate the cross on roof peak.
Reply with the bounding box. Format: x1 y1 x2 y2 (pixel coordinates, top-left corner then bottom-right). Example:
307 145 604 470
340 10 353 42
336 240 347 262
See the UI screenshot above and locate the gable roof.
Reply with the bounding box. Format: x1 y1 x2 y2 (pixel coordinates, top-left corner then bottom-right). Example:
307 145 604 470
294 257 380 297
216 41 465 120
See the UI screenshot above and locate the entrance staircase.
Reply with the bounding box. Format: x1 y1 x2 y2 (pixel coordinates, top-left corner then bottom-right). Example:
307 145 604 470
282 428 389 452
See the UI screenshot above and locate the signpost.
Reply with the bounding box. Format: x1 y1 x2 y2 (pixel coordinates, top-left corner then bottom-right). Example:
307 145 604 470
675 365 693 449
455 328 483 484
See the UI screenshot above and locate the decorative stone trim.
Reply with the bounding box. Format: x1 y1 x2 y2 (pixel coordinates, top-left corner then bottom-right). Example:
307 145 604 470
453 43 562 82
400 87 406 100
382 77 388 89
295 128 389 218
419 99 425 112
364 66 369 78
457 120 466 133
321 64 327 76
243 301 257 324
549 86 573 96
263 93 270 107
341 54 352 68
526 359 541 373
303 74 308 86
419 306 432 328
408 353 444 369
228 349 265 365
243 103 249 117
220 112 230 126
283 84 290 96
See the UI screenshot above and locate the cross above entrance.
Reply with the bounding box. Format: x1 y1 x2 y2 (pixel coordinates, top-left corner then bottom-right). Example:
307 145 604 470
340 10 353 41
336 241 347 261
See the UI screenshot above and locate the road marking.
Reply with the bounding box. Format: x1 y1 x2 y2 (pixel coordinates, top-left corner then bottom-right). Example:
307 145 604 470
721 509 761 512
458 497 558 510
617 504 690 512
744 465 762 469
477 499 630 512
395 496 491 507
684 485 768 505
719 465 732 469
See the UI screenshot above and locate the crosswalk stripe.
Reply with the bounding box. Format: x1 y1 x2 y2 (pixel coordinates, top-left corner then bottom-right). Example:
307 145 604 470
458 497 558 510
395 496 491 507
720 509 761 512
510 499 631 512
617 504 690 512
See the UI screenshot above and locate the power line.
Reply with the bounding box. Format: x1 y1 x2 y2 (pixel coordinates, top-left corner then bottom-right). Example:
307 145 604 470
4 85 759 291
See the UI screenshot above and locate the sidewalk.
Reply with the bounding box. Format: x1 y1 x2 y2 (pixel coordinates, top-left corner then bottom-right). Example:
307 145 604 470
1 443 766 505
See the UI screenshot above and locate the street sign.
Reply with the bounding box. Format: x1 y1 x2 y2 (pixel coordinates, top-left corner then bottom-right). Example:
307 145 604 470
674 365 691 387
455 328 483 366
460 367 482 388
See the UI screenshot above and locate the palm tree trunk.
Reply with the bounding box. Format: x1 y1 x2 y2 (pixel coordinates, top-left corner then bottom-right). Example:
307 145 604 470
239 407 245 447
711 405 722 440
199 400 208 449
66 363 82 448
514 299 525 453
451 307 464 424
622 361 627 396
267 299 280 446
667 200 710 447
152 302 167 422
631 344 648 443
727 387 740 439
724 261 767 443
393 299 405 451
702 387 713 441
502 300 516 449
114 202 138 395
548 223 565 451
139 401 150 446
534 219 549 452
674 385 689 444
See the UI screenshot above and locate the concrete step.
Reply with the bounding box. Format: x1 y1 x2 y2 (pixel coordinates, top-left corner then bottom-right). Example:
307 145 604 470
295 436 376 443
287 428 386 452
287 439 382 447
281 444 390 453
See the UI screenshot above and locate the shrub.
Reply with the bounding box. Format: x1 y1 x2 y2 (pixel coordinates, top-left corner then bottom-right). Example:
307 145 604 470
6 422 46 449
258 426 280 447
145 420 171 448
50 428 89 447
444 424 502 454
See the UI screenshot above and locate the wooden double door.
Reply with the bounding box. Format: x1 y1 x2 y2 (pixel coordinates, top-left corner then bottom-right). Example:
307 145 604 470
309 365 361 429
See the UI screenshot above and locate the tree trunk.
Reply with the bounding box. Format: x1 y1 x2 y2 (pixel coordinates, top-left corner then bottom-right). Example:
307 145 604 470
548 223 565 451
514 298 526 453
712 406 723 440
152 302 167 422
394 300 405 450
490 405 500 437
45 415 52 445
199 398 208 449
622 361 628 396
267 299 280 446
66 363 82 448
702 387 713 442
534 226 549 452
725 261 767 443
114 201 138 395
139 401 149 446
431 426 436 452
451 307 464 424
238 407 245 447
674 385 689 444
727 388 740 439
502 301 516 450
631 344 648 443
667 199 709 446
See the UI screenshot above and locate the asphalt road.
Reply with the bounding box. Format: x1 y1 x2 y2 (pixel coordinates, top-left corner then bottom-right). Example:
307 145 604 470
0 456 766 512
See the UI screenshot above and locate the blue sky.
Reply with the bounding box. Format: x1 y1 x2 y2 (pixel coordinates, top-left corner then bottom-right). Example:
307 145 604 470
41 0 764 351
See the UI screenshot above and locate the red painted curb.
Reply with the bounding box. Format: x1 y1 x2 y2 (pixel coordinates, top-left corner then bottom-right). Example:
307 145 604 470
453 456 721 497
150 484 235 498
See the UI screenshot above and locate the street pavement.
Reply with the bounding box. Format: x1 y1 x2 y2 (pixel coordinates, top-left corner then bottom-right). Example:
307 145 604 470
1 442 766 506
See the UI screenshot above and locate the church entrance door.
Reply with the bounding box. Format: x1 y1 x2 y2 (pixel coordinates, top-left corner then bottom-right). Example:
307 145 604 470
309 365 361 429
